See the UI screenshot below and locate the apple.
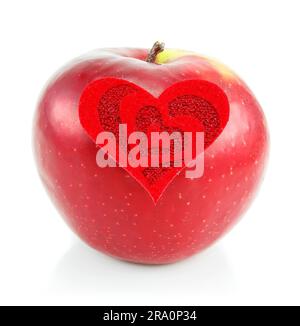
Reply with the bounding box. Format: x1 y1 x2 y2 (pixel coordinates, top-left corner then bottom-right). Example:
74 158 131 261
33 42 269 264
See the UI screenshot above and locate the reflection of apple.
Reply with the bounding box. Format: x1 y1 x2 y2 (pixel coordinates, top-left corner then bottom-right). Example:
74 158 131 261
33 43 269 264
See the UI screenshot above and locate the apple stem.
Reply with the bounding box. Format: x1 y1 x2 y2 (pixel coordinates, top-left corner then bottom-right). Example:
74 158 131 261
146 41 165 63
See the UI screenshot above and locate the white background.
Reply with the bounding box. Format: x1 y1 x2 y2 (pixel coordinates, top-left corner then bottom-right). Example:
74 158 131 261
0 0 299 306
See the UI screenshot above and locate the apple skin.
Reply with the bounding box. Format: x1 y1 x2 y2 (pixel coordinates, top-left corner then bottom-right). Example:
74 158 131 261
33 48 269 264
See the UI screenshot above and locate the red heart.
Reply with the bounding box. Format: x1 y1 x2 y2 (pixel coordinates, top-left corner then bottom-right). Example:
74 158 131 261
79 78 229 203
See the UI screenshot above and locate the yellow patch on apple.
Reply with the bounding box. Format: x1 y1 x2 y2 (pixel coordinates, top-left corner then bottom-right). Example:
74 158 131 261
156 49 236 81
156 49 192 64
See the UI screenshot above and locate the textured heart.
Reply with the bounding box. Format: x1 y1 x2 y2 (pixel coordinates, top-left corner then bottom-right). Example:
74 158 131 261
79 78 229 202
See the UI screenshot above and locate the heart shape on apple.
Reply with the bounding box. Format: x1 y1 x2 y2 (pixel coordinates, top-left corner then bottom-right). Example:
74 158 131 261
79 78 229 202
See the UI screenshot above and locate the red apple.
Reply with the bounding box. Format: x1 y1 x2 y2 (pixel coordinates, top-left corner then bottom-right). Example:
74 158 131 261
33 43 269 264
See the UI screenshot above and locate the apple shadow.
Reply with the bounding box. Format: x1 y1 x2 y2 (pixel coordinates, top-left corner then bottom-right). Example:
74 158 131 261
49 239 236 298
